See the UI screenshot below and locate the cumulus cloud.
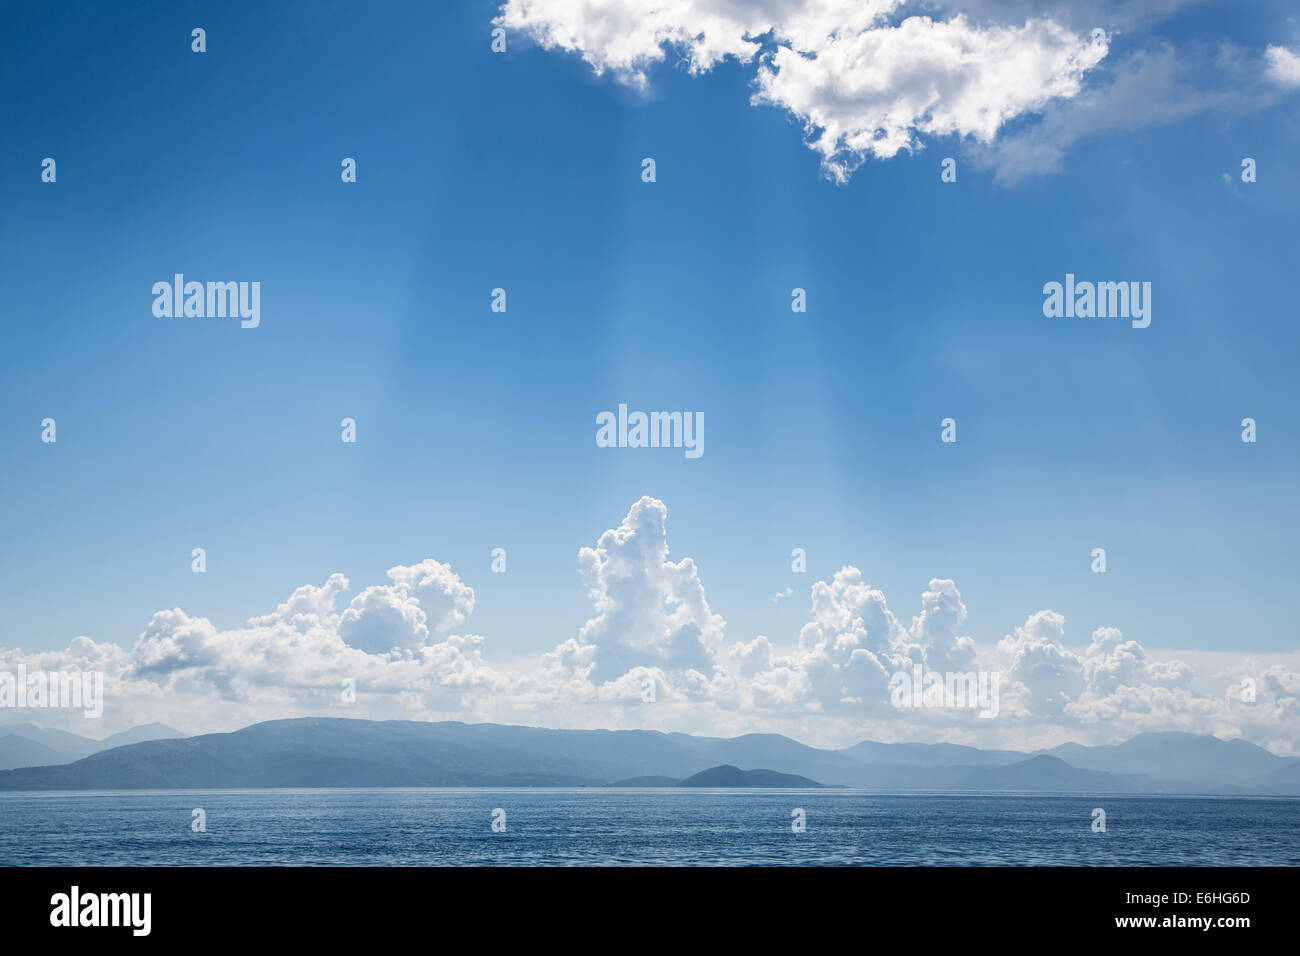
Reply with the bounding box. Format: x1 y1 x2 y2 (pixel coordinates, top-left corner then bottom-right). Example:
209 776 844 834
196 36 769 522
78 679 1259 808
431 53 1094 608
995 612 1231 740
752 13 1108 180
729 635 774 678
496 0 1109 180
751 566 916 713
548 495 724 685
119 562 502 722
338 559 475 655
910 577 976 671
997 610 1082 716
4 496 1299 753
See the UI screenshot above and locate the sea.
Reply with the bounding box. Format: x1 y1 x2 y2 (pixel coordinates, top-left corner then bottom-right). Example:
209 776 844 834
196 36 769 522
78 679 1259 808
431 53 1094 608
2 790 1297 866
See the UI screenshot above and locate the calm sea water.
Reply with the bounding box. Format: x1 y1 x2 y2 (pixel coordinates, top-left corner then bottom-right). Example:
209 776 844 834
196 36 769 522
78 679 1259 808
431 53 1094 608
1 790 1296 866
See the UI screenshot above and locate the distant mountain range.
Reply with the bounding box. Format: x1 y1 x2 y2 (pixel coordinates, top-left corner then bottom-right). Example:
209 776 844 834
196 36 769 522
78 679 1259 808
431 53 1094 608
0 718 1295 794
0 722 184 770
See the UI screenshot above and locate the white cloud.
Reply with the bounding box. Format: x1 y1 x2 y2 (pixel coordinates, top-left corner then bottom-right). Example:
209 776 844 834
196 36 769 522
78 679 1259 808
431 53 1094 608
338 559 475 654
752 14 1108 180
1265 44 1300 87
548 495 724 685
495 0 808 87
729 635 774 678
910 577 976 671
496 0 1108 180
122 563 502 723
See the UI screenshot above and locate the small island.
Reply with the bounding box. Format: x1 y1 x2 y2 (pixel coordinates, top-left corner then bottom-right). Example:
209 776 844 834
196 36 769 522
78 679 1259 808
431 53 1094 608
607 764 830 788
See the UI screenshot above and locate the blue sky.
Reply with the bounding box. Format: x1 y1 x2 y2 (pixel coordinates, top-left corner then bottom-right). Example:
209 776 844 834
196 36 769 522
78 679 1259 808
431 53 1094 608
1 0 1298 747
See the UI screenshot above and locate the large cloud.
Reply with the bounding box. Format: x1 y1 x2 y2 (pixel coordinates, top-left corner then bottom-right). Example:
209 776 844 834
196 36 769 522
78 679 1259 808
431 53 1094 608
737 572 986 725
752 13 1107 180
495 0 904 86
125 562 502 719
548 495 724 686
338 559 475 655
496 0 1108 180
496 1 1300 183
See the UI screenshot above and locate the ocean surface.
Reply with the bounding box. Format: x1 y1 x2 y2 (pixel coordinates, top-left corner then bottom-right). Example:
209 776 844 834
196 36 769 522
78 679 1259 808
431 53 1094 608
2 790 1297 866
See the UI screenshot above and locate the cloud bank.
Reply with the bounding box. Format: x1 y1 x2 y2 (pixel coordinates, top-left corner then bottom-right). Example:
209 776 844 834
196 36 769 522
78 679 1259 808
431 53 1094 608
4 496 1297 754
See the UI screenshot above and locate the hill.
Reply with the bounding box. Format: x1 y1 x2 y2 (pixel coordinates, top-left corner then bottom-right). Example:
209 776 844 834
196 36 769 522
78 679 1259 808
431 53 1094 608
677 765 825 787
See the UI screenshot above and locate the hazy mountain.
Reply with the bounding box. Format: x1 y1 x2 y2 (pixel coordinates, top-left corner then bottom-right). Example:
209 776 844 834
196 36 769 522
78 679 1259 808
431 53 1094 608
947 755 1158 792
0 722 186 770
0 734 80 771
1242 761 1300 795
96 723 185 749
840 740 1026 768
678 765 826 788
0 718 1293 794
0 722 102 759
1039 732 1300 786
0 719 624 789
